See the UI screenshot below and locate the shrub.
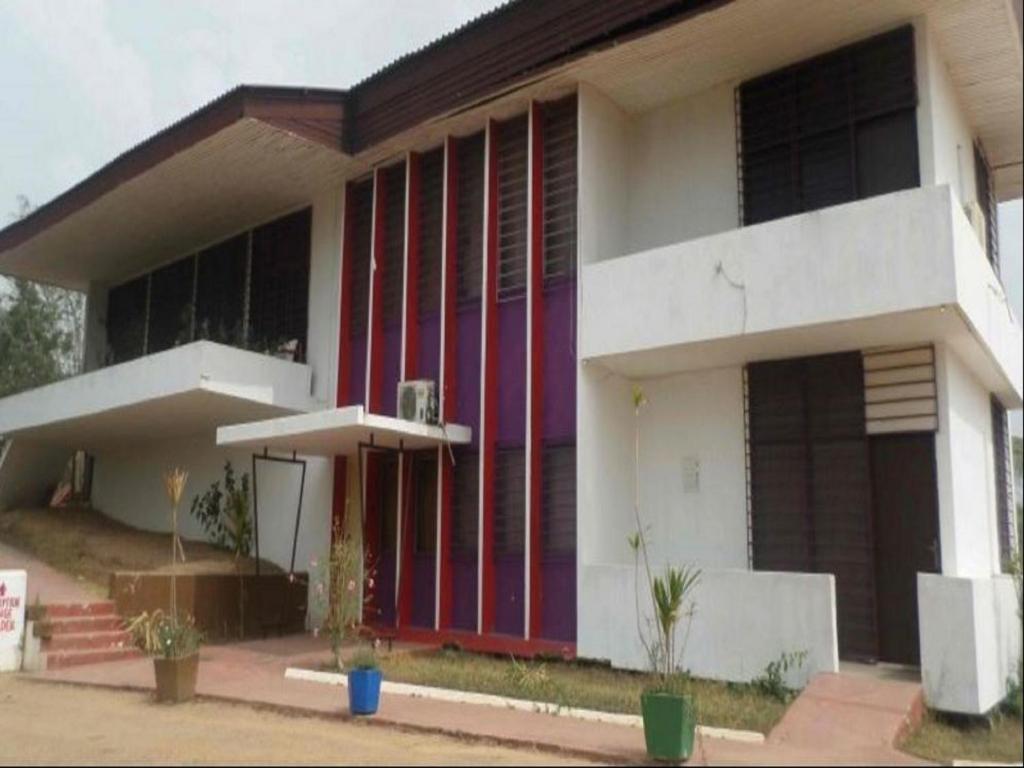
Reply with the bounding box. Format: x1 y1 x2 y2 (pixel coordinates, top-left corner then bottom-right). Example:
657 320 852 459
752 651 808 703
189 461 252 558
127 610 203 660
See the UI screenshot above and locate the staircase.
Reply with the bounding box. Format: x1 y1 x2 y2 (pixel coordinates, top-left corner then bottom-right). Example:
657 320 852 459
32 601 140 670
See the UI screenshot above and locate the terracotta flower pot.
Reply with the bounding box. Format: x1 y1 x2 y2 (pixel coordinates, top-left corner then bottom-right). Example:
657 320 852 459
153 653 199 703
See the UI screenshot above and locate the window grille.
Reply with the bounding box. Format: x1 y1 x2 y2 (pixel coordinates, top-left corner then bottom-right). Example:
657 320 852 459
541 442 576 555
456 132 485 305
974 143 1000 274
992 397 1017 569
380 162 406 329
495 115 528 301
541 96 578 283
494 446 526 555
417 148 445 316
451 447 479 554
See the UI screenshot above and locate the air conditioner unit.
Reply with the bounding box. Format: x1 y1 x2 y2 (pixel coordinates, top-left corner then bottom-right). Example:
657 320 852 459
964 200 988 255
397 380 438 425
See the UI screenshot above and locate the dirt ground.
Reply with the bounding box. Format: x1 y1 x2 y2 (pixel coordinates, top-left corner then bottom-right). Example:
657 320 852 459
0 675 592 766
0 507 279 592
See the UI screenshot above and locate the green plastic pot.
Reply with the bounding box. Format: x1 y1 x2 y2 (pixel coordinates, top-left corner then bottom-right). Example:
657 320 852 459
640 690 696 763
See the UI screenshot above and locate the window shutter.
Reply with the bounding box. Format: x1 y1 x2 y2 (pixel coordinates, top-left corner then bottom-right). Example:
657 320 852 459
417 148 445 316
349 180 375 337
451 447 479 554
496 115 528 301
456 133 485 304
541 443 576 555
542 96 577 282
991 397 1016 570
380 162 406 328
494 446 526 555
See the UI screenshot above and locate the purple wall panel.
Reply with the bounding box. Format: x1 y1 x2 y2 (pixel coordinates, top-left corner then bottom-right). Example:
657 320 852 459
542 282 576 440
381 326 402 415
348 335 367 406
450 555 478 631
494 556 524 636
455 307 482 439
417 314 441 385
410 554 436 628
541 558 576 642
497 299 527 444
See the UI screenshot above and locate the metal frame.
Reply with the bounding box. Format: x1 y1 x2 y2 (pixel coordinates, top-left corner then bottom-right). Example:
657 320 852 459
251 448 307 576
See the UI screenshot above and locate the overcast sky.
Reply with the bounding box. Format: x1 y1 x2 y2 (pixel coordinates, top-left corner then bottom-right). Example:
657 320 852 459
0 0 1021 429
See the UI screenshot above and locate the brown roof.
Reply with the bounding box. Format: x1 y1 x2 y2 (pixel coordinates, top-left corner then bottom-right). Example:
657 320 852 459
0 0 726 257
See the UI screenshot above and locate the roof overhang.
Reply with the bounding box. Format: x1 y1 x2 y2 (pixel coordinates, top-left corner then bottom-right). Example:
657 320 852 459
0 87 350 290
217 406 472 457
0 341 317 449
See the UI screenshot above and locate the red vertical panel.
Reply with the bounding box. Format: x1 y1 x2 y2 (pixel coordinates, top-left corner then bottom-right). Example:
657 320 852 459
337 182 357 407
404 154 422 381
439 136 459 629
528 103 545 639
481 121 500 634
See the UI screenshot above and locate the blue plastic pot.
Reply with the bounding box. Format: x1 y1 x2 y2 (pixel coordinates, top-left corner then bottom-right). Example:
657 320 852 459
347 667 382 715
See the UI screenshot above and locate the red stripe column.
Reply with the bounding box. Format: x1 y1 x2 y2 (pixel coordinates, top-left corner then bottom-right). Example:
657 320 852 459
480 121 500 635
397 154 421 628
438 136 459 629
527 102 545 640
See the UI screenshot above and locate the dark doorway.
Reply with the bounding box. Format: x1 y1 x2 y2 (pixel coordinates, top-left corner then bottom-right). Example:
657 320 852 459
870 433 940 665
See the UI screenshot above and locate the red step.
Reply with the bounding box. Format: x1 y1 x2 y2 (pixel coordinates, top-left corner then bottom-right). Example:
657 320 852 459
44 615 125 635
44 630 132 653
45 647 142 670
42 601 117 619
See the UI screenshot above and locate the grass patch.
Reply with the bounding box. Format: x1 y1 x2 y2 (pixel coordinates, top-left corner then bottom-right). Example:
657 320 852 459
331 647 788 735
901 710 1023 765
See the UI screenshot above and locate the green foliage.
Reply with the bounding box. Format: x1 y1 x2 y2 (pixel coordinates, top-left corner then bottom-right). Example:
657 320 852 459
752 650 808 703
347 646 379 671
312 528 376 670
127 609 203 660
189 462 252 557
505 656 569 711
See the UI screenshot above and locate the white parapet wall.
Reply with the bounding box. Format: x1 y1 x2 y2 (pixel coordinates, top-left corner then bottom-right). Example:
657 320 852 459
919 572 1022 716
578 564 839 688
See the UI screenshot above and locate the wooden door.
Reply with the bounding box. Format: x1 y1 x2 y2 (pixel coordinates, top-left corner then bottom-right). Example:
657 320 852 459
870 433 940 665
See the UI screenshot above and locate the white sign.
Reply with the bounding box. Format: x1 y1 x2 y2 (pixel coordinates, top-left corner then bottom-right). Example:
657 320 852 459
0 570 27 672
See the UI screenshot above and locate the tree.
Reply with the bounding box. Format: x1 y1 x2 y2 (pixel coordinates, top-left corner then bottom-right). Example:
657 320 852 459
0 196 86 397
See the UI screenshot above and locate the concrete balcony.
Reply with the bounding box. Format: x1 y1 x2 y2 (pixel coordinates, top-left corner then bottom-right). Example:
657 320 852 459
580 185 1022 406
0 340 318 448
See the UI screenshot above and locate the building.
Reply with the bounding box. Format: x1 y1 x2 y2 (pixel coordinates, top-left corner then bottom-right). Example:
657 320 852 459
1 0 1021 717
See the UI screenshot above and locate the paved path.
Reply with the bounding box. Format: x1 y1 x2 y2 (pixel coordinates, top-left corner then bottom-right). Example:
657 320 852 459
28 635 931 765
0 539 99 603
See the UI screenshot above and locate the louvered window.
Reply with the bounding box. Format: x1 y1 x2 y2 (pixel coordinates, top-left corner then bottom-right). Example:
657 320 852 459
494 446 526 555
106 275 148 364
456 133 485 305
748 352 876 660
147 256 195 354
417 148 445 316
195 233 246 347
451 447 479 553
414 453 438 554
992 397 1017 570
496 115 528 301
248 208 311 360
542 96 577 283
740 26 918 226
974 143 1000 275
542 443 576 555
380 162 406 328
349 179 374 336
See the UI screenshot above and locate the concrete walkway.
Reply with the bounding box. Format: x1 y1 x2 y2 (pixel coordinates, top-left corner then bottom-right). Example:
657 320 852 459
25 635 932 765
0 539 100 603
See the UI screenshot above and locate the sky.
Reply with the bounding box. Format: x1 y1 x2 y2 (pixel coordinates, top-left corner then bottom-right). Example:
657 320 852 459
0 0 1021 430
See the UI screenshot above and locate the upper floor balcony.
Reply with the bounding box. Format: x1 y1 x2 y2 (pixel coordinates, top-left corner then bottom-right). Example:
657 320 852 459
580 184 1022 407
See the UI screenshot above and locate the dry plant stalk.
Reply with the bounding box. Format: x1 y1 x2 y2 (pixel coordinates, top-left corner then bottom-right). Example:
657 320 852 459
163 468 188 618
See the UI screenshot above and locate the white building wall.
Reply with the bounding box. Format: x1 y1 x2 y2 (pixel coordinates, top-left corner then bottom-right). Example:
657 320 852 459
934 342 1001 578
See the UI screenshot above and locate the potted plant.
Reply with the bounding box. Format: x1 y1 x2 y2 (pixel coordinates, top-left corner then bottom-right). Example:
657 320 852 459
313 524 382 716
128 609 203 703
629 386 702 762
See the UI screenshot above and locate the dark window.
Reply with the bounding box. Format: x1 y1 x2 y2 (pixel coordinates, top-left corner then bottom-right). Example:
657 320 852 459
249 208 311 359
195 233 247 347
542 443 576 555
496 115 528 301
451 447 479 553
380 162 406 328
542 95 577 283
349 179 374 336
456 132 485 304
106 274 148 364
494 446 525 555
378 453 399 553
740 26 918 225
417 148 445 316
974 143 1000 274
992 397 1016 570
147 256 195 354
414 453 438 554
